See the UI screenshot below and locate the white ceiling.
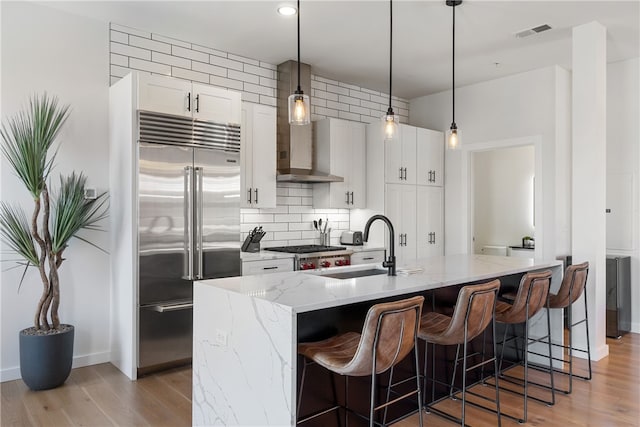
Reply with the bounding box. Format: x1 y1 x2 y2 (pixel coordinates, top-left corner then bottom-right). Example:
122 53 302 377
43 0 639 99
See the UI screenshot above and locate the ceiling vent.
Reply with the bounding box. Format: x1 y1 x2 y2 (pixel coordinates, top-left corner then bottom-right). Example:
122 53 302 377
515 24 552 38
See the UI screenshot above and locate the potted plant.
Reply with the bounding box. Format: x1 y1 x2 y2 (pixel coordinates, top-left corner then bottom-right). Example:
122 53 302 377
0 94 108 390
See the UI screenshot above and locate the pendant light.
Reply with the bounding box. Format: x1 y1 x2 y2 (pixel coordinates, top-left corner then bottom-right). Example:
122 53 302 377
446 0 462 150
382 0 398 141
288 0 310 125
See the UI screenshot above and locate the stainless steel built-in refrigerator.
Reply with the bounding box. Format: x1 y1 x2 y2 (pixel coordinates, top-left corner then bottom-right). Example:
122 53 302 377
137 111 240 373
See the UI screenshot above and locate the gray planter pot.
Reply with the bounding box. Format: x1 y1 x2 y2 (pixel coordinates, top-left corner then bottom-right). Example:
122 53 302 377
19 324 74 390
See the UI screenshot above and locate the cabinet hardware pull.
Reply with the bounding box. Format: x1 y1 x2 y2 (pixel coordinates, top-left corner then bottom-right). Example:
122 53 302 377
432 232 436 244
399 167 403 180
403 168 407 180
263 266 278 270
187 92 191 112
195 94 200 113
254 188 259 204
363 257 374 260
247 188 252 204
350 191 354 205
346 191 350 204
432 170 436 183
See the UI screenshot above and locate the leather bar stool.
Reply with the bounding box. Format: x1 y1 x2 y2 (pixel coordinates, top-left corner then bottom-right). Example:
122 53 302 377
297 296 424 427
546 262 592 394
494 270 554 424
418 280 502 427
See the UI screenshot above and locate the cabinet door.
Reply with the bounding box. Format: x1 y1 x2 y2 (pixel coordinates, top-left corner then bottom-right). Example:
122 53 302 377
385 184 417 265
400 125 417 185
192 83 241 125
138 74 190 117
417 128 444 187
350 122 367 208
328 120 350 207
241 102 276 208
416 186 443 258
251 104 276 208
385 138 404 184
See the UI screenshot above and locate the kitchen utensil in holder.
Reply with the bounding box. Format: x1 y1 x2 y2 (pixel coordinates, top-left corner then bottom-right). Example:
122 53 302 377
241 234 261 252
319 232 329 246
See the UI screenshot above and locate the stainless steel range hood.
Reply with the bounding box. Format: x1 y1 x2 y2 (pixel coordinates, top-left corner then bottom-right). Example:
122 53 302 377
276 60 343 183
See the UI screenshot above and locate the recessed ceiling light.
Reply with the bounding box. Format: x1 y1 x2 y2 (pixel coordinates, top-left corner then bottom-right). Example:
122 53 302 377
278 5 297 16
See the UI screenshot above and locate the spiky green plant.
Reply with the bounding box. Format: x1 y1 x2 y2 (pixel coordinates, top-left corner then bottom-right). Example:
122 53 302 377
0 94 108 331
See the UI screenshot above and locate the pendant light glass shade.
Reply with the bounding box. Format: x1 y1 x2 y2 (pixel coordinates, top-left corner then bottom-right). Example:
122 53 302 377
288 91 310 125
381 0 397 141
447 123 460 150
288 0 310 125
382 109 399 141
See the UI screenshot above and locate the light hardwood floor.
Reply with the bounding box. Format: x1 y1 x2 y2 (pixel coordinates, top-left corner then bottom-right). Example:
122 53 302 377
2 334 639 426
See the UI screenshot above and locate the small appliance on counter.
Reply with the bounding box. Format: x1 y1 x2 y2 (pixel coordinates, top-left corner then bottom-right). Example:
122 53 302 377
241 226 266 252
340 231 363 246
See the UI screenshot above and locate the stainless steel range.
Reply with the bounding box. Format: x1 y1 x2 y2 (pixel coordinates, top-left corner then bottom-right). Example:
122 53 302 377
264 245 353 270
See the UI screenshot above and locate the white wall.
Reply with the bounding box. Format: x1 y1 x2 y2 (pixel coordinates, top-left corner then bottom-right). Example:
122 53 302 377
473 145 535 254
607 57 640 332
0 2 110 381
410 66 569 261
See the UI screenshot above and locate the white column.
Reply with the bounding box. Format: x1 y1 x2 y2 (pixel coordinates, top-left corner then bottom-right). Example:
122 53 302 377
571 22 608 360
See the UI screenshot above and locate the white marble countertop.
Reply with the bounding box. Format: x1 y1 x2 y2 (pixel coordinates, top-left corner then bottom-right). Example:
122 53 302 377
197 254 562 313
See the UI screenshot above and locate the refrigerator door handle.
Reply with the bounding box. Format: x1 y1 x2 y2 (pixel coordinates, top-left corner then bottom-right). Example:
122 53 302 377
184 166 194 280
195 167 204 280
144 302 194 313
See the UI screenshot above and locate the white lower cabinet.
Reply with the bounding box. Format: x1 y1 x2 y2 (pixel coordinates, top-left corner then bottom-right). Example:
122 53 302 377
351 250 386 265
241 258 293 276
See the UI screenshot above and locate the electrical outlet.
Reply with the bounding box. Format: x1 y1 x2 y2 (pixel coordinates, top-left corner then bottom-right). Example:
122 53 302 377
215 329 228 346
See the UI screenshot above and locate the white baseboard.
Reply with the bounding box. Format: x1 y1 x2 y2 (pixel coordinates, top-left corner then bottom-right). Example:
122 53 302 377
1 351 111 383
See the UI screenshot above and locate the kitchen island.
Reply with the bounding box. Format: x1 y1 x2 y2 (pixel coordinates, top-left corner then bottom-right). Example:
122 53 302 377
192 254 563 426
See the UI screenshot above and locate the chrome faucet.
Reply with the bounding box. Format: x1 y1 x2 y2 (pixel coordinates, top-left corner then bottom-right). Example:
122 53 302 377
363 214 396 276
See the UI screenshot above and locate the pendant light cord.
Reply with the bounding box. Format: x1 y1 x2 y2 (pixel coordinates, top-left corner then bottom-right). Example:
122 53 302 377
452 2 456 123
296 0 302 93
388 0 393 112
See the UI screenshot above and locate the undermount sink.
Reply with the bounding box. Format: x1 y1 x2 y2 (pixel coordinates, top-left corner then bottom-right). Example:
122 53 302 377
318 268 388 280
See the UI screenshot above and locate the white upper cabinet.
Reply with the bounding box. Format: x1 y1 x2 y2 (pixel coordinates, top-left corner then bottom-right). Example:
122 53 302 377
416 128 444 187
385 124 417 185
385 184 417 265
138 74 241 124
241 102 276 208
313 118 366 209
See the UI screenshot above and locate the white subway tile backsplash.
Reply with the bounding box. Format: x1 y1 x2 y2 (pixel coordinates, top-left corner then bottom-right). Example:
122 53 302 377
129 35 171 54
244 83 275 97
171 45 208 62
110 53 128 67
209 75 244 91
110 24 411 248
228 53 259 66
243 213 274 223
152 51 191 69
111 42 151 60
171 67 209 84
274 214 302 223
241 91 260 103
130 58 171 75
228 69 259 84
192 61 227 77
152 33 191 49
110 30 128 44
209 55 244 71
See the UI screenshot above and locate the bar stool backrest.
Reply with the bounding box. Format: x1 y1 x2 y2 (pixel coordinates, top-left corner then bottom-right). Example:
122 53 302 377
500 270 552 324
549 262 589 309
345 296 424 376
438 280 500 346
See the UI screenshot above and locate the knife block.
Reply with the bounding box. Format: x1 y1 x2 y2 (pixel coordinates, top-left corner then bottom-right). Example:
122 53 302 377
241 235 261 252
